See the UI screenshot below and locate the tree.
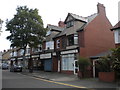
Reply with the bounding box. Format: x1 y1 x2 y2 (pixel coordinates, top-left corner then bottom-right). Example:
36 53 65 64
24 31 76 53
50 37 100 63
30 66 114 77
6 6 46 71
0 19 3 35
111 47 120 79
95 47 120 79
78 57 91 78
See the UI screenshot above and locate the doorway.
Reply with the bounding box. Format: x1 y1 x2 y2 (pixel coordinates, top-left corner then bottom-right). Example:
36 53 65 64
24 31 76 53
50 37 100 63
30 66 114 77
74 60 78 75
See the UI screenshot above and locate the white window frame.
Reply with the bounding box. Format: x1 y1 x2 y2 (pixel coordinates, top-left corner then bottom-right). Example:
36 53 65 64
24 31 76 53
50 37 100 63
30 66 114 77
46 41 54 50
62 54 74 71
56 39 60 48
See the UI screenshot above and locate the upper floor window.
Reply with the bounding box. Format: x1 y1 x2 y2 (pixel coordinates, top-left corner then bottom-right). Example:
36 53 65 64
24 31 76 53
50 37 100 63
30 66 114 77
114 30 120 43
67 34 78 46
20 49 24 56
61 37 66 49
46 31 51 36
68 35 74 46
56 39 60 48
26 48 30 54
10 52 13 57
74 34 78 44
46 41 54 50
14 51 17 56
118 30 120 43
66 21 74 28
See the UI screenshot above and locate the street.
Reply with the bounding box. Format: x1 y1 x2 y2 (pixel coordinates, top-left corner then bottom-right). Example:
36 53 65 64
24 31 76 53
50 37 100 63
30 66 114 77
2 70 118 90
2 70 86 89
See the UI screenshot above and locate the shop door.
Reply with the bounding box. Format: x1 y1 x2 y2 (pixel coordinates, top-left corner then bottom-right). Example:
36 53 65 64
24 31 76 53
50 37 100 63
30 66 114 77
44 59 52 71
74 60 78 75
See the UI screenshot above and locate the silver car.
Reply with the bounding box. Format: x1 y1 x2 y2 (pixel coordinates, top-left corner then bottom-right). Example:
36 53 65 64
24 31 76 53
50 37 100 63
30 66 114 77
10 64 22 72
2 63 9 70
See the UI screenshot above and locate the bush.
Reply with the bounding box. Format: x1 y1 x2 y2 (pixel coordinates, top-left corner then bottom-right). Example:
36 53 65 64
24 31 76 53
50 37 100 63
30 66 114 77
78 57 91 78
96 56 112 72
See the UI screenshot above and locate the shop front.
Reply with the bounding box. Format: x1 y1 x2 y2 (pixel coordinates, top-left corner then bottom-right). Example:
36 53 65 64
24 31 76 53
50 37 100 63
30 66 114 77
31 54 40 70
60 49 79 75
40 53 52 71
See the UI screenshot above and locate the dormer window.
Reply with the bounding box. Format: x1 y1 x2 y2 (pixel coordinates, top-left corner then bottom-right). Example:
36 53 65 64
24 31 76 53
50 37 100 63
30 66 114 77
66 21 74 28
46 31 51 36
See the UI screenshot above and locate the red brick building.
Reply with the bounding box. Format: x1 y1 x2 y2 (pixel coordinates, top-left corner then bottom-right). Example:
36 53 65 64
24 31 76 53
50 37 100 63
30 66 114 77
9 3 115 76
111 21 120 47
53 3 115 75
78 3 115 57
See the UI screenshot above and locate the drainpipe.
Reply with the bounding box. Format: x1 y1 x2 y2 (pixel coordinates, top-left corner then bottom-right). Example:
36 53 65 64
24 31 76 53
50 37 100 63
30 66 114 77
93 60 96 78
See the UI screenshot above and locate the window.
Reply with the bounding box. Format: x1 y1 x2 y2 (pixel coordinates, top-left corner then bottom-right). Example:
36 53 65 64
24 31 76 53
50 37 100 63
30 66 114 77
46 31 51 36
61 37 66 49
46 41 54 50
10 52 13 57
118 30 120 43
14 51 17 56
74 34 78 44
114 30 120 43
56 39 60 48
26 48 30 54
62 54 74 70
20 49 24 56
66 21 74 28
67 34 78 46
68 35 74 46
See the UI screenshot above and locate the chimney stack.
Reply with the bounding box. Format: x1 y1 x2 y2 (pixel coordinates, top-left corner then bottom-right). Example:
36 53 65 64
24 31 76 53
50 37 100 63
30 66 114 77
58 21 65 27
97 3 106 16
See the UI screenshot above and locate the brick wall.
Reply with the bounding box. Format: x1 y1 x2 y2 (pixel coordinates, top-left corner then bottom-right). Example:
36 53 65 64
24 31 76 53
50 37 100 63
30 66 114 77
79 3 115 57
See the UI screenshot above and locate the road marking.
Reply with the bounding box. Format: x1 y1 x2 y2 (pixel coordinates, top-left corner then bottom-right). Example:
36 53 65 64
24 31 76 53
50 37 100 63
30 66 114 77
31 76 87 88
18 73 94 89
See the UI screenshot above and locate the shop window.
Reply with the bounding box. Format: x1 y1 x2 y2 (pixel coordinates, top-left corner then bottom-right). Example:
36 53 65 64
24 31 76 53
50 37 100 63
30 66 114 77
62 54 74 70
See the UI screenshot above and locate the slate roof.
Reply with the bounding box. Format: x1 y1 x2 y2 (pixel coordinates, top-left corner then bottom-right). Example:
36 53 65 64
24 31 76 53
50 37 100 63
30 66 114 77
54 13 98 38
111 21 120 30
90 50 112 59
47 24 64 32
69 13 88 22
44 24 64 41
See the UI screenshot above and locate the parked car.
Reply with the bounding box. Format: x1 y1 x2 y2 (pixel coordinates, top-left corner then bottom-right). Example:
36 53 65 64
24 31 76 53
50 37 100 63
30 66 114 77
2 63 9 70
10 64 22 72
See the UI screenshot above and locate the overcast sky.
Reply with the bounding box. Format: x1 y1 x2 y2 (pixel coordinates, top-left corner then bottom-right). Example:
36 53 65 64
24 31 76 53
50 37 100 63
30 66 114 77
0 0 119 51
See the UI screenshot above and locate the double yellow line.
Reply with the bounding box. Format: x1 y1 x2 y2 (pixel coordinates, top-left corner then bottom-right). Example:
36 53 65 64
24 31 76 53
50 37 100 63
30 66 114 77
31 76 87 88
20 73 94 89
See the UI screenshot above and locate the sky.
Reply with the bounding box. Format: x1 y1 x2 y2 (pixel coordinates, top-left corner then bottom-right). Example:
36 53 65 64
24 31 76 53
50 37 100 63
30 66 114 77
0 0 120 51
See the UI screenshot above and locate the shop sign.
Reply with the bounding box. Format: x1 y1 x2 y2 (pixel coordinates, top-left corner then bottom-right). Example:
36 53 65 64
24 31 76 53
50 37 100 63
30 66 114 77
11 58 15 61
61 49 78 55
26 56 30 59
52 52 56 56
18 57 23 60
40 53 51 59
32 55 39 58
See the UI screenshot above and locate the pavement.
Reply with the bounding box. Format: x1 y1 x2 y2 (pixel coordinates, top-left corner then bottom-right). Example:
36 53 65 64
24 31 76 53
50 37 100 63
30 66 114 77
21 70 120 89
